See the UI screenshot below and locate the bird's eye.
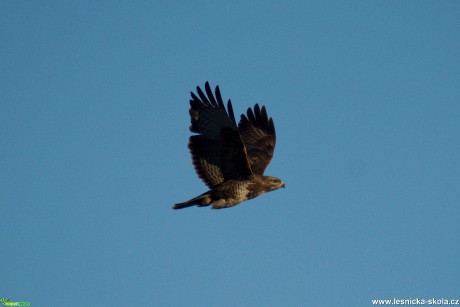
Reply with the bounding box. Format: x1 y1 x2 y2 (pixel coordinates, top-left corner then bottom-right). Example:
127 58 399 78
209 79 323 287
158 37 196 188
273 179 279 183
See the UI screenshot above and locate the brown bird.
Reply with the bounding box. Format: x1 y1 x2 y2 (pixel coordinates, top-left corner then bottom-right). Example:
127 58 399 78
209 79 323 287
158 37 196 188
172 82 285 209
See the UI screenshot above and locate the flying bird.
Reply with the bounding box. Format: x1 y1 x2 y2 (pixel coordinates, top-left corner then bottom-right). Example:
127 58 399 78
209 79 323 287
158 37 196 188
172 82 285 209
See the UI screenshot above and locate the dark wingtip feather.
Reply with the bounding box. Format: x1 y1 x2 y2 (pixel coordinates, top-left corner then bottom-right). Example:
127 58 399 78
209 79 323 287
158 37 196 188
205 82 218 106
247 106 256 123
190 92 199 102
254 104 261 115
259 105 269 123
214 85 226 110
268 118 276 135
227 100 236 123
196 85 211 106
240 113 249 125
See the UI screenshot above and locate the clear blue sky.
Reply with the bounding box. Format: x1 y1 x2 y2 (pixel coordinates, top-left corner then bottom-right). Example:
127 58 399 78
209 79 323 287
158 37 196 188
2 1 459 306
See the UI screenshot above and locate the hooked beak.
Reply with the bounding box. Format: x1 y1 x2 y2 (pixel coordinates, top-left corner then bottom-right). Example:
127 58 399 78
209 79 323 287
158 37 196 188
281 183 286 188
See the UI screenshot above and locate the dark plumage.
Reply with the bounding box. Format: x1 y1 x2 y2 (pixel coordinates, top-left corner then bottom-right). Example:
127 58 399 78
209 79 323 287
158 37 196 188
172 82 285 209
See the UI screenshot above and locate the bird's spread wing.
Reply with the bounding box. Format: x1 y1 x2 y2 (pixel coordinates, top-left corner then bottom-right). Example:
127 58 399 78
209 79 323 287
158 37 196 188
238 104 276 175
188 82 253 188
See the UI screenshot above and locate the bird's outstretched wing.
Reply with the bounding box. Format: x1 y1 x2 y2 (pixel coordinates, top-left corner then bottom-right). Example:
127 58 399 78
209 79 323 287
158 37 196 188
238 104 276 175
188 82 253 188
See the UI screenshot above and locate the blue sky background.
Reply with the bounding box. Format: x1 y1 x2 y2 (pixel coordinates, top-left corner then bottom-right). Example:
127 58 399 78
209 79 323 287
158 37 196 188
1 1 459 306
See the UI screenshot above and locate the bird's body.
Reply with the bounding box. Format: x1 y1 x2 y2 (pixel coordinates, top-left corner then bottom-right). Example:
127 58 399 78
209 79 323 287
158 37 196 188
173 175 282 209
173 82 284 209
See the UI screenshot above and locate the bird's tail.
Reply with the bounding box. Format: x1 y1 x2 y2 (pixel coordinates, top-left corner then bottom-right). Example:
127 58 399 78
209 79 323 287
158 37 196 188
172 192 212 209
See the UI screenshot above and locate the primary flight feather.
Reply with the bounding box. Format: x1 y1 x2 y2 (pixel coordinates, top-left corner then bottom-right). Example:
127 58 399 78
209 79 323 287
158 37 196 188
172 82 285 209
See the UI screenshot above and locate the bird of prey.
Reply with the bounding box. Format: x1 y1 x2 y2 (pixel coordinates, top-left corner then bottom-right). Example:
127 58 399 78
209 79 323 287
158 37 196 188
172 82 285 209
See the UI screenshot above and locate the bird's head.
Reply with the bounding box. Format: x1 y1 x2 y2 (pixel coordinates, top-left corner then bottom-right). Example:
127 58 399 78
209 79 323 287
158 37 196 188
262 176 285 191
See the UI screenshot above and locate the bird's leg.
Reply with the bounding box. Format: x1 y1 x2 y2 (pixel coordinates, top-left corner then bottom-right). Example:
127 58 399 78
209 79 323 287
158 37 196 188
211 199 228 209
